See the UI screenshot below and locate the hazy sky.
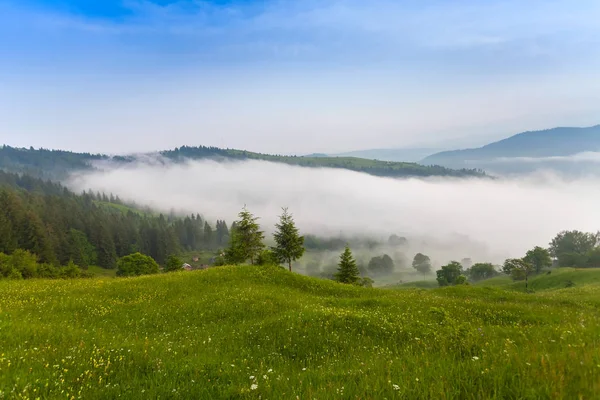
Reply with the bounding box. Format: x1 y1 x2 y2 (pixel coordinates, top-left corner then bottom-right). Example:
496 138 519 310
2 0 600 154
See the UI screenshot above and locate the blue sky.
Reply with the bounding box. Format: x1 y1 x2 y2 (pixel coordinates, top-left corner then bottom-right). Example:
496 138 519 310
1 0 600 154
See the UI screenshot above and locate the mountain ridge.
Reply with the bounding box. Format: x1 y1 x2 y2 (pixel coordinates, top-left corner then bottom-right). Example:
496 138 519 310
0 144 486 181
422 125 600 165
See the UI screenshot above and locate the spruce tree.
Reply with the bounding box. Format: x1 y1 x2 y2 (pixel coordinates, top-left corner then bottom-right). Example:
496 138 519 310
0 208 16 254
226 206 264 265
94 223 117 269
224 227 245 264
204 222 214 248
334 246 361 284
272 207 305 272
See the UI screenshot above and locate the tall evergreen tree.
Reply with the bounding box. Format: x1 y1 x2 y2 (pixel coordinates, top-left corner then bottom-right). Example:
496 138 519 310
272 207 305 271
224 227 245 265
21 211 55 264
93 223 117 269
0 209 16 254
204 222 214 248
334 246 361 284
67 228 97 267
216 220 230 246
225 206 264 265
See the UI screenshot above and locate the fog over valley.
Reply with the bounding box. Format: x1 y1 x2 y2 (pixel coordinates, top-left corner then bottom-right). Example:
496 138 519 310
68 158 600 266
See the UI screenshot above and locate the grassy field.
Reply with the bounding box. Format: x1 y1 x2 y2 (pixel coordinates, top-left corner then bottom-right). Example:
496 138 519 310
388 268 600 292
1 266 599 399
84 265 118 278
478 268 600 291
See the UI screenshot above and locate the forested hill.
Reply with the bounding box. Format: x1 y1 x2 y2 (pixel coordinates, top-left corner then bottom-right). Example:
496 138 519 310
0 145 486 180
161 146 486 177
0 171 230 269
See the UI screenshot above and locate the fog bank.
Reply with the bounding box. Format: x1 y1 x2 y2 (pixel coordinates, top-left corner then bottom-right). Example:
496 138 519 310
69 159 600 264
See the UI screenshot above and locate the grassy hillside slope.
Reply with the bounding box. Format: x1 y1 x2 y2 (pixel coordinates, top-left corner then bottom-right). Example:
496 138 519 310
1 266 599 399
392 268 600 292
477 268 600 291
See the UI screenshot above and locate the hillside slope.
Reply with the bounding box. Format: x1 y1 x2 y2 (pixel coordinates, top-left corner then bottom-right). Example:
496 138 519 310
325 148 440 162
477 267 600 292
421 125 600 174
0 144 486 181
1 266 598 399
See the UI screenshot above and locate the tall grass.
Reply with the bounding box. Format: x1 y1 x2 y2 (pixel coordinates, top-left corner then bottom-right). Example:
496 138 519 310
0 266 598 399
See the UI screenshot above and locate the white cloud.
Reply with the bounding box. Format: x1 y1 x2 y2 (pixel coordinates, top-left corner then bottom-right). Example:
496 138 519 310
490 152 600 163
68 159 600 264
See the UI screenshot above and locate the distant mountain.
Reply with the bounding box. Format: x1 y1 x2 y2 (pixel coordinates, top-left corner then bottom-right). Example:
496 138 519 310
421 125 600 175
0 144 487 182
328 148 440 163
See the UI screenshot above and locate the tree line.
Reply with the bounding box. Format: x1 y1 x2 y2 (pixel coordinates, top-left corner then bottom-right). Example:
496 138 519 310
0 171 233 276
424 230 600 289
0 144 487 182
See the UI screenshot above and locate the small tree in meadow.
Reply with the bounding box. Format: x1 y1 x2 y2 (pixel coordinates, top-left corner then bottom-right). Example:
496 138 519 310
524 246 552 273
436 261 463 286
334 246 361 285
466 263 498 282
256 249 279 267
116 252 160 277
225 206 265 265
412 253 432 277
368 254 395 276
272 207 305 272
503 258 534 290
164 255 183 272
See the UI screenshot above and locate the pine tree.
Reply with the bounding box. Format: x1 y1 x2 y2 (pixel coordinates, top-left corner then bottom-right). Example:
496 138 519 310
93 223 117 269
0 207 16 254
272 207 305 271
224 227 245 265
334 246 361 284
204 222 214 248
226 206 264 265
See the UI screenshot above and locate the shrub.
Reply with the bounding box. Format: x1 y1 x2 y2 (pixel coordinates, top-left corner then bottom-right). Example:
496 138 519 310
117 253 160 277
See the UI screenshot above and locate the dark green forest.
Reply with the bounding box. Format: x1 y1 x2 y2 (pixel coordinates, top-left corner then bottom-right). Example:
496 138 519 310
0 171 229 273
0 144 486 180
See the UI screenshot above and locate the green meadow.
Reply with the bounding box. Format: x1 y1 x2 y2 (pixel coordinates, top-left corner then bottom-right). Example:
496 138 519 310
1 266 599 399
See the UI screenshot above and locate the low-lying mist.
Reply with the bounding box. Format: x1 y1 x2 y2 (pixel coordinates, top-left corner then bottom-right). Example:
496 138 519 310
68 159 600 266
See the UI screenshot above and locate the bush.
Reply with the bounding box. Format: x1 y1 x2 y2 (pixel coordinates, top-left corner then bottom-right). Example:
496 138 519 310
256 249 280 267
164 255 183 272
61 261 82 279
358 277 374 288
117 253 160 277
0 250 84 280
436 261 463 286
